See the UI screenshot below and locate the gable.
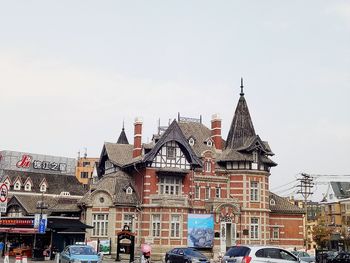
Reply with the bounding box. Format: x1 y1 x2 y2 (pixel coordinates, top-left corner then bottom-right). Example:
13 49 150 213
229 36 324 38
150 141 191 170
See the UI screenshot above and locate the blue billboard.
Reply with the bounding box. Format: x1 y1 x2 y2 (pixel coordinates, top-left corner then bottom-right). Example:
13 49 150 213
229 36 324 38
188 214 214 248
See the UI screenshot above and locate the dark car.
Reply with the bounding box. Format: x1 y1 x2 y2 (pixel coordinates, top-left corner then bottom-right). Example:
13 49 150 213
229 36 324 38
165 248 209 263
329 252 350 263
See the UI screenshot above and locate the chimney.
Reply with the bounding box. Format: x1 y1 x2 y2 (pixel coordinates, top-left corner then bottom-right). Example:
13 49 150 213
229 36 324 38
211 113 222 150
133 117 143 158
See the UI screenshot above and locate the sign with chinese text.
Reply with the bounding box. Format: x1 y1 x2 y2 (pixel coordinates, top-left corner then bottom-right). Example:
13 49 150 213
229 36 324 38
17 155 67 172
0 219 34 226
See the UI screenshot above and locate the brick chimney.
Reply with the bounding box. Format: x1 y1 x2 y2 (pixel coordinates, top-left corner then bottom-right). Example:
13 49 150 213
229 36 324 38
211 113 222 150
133 117 143 158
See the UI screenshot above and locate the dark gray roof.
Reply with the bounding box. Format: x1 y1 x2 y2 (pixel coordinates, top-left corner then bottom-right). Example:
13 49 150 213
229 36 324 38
225 94 256 150
218 149 277 166
143 120 202 167
104 142 134 167
269 192 305 214
178 121 219 156
7 194 81 215
330 182 350 199
1 170 86 196
79 170 139 206
117 128 129 144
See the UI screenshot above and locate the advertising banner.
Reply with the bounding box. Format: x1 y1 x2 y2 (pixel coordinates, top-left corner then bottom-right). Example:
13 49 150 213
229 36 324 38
87 240 98 252
99 239 111 254
188 214 214 248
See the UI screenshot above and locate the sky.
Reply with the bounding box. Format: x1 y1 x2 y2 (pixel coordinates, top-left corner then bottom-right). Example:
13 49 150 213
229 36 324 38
0 1 349 201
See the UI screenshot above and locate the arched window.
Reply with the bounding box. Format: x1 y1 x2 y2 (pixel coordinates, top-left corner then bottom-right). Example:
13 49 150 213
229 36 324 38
14 182 21 190
25 183 32 191
40 184 47 192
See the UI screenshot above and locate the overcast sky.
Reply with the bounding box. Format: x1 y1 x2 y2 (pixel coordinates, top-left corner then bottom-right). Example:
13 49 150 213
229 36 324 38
1 1 349 200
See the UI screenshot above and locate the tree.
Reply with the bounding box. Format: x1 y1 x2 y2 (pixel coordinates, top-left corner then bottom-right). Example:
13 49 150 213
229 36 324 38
312 222 331 249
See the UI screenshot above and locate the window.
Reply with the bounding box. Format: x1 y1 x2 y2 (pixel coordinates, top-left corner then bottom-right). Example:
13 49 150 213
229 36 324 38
152 214 161 237
189 138 195 146
8 205 23 217
205 186 210 200
14 182 21 190
250 181 259 202
215 187 221 198
167 146 175 158
159 177 181 195
250 218 259 239
92 214 108 236
195 185 200 199
270 199 276 206
123 214 135 230
205 161 211 172
170 215 180 238
253 151 258 163
40 184 47 192
24 183 31 191
206 140 213 147
81 172 89 178
272 227 279 239
126 187 133 194
82 161 90 167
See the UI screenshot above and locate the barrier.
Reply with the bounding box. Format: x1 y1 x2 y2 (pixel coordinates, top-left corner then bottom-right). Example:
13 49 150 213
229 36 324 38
22 255 28 263
15 255 22 263
4 253 9 263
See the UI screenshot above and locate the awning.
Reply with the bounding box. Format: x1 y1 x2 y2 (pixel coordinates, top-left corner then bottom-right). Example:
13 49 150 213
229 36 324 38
0 227 37 234
47 218 92 231
0 227 11 233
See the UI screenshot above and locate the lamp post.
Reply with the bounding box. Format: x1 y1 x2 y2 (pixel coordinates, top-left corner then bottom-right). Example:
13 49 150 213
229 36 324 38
33 195 48 259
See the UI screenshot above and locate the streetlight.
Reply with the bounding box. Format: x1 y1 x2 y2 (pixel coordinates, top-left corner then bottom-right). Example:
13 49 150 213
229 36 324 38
33 195 48 260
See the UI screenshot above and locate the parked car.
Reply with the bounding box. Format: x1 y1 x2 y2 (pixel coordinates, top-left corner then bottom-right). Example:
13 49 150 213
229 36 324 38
329 252 350 263
221 245 305 263
59 245 102 263
165 247 209 263
290 251 315 262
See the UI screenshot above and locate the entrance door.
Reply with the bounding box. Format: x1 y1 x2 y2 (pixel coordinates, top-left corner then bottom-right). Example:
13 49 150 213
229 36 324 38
220 222 236 253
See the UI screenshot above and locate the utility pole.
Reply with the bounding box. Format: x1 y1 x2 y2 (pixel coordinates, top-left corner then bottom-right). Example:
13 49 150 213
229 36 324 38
297 173 314 251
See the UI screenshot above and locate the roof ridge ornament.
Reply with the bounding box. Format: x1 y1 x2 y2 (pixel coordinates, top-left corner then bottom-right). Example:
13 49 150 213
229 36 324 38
240 77 244 96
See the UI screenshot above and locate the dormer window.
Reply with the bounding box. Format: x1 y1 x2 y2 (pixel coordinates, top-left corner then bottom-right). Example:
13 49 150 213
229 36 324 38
14 182 21 190
25 183 32 191
4 179 11 190
206 139 213 147
270 199 276 206
40 184 47 192
189 138 195 146
126 187 133 195
253 151 258 163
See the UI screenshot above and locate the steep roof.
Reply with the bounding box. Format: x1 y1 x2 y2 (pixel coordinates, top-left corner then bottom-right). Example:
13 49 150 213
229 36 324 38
104 142 134 167
269 192 305 214
1 170 86 196
178 121 217 156
79 170 139 206
225 90 256 150
7 194 81 215
117 128 129 144
143 120 202 167
330 182 350 199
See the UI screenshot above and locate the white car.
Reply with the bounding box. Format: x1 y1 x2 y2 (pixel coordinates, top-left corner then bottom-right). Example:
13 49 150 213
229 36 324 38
221 245 306 263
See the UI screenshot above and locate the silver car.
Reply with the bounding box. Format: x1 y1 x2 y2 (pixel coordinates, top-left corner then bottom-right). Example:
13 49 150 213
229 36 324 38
221 245 305 263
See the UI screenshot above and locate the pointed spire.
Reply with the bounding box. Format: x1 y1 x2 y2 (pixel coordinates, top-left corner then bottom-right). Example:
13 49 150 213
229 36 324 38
225 79 256 149
240 77 244 96
117 123 129 144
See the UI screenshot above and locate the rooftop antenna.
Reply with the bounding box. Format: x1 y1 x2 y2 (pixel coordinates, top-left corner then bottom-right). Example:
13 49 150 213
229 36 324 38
84 147 87 158
240 77 244 96
77 151 80 159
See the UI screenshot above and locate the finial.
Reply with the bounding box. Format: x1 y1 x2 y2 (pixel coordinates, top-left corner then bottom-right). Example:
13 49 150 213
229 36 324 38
122 119 125 130
240 77 244 96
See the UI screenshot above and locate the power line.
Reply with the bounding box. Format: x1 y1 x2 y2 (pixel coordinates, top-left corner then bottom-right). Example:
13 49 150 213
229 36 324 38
270 179 298 191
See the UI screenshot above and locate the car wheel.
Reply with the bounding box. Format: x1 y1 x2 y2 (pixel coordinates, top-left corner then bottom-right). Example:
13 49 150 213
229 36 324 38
167 259 171 263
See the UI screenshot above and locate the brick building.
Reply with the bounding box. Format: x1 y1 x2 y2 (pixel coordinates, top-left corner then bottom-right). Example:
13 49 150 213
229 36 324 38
79 83 304 259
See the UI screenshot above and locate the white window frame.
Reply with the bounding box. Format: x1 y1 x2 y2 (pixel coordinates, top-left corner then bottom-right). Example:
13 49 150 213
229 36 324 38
126 187 133 194
205 186 210 200
250 181 259 202
152 214 161 237
159 177 181 195
205 161 211 172
215 187 221 198
170 215 181 238
92 213 109 237
40 184 47 192
272 227 279 239
195 185 200 199
189 138 195 146
250 218 259 239
14 182 21 190
167 146 176 159
123 214 135 230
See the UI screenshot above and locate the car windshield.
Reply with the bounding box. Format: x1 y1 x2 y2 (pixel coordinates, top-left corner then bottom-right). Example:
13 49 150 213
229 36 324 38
185 249 205 257
70 246 96 255
225 246 251 257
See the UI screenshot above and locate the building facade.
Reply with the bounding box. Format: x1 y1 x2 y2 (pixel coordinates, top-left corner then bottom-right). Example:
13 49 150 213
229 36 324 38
75 157 99 185
80 85 304 260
